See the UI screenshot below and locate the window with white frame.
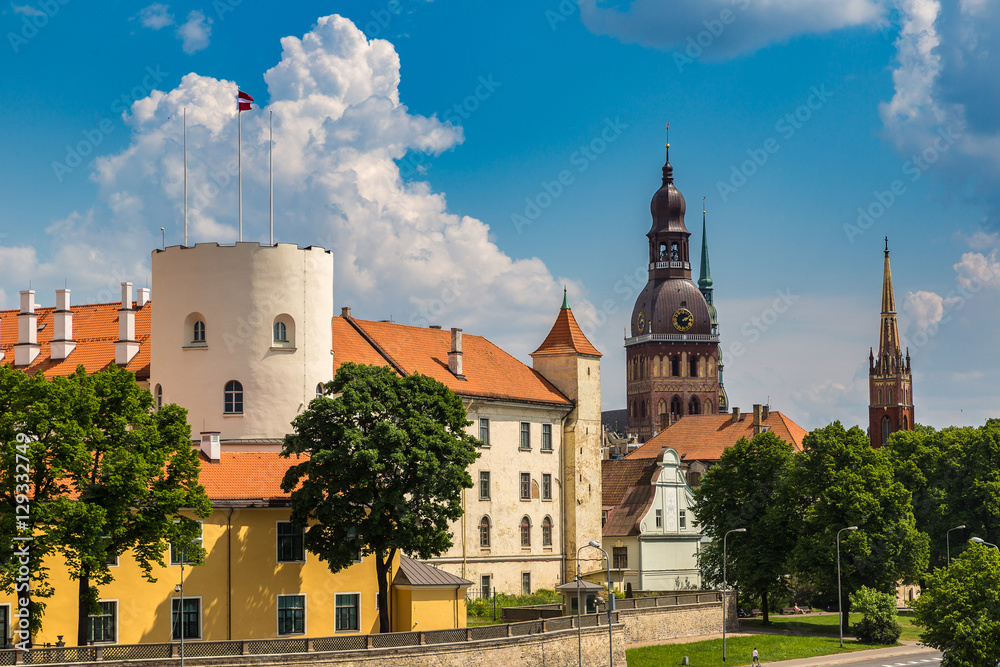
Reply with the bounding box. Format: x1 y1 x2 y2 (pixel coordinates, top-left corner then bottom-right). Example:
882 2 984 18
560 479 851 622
277 522 305 562
655 509 662 528
541 424 552 451
479 418 490 446
521 572 531 596
171 598 201 640
679 509 687 529
335 594 360 632
224 380 243 414
519 473 531 500
480 574 492 598
273 321 288 343
542 473 552 500
315 383 324 399
479 471 490 500
520 422 531 450
192 320 206 343
88 601 116 643
277 595 306 635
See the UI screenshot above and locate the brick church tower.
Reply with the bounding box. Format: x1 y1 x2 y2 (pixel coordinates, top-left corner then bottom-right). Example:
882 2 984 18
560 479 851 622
868 240 914 447
626 137 720 441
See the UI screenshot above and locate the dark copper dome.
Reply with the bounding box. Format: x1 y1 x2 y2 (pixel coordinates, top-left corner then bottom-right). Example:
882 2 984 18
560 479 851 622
630 279 712 338
649 152 688 235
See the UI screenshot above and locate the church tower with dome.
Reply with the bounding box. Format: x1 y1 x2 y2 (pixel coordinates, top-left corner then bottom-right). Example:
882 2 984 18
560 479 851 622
626 137 721 441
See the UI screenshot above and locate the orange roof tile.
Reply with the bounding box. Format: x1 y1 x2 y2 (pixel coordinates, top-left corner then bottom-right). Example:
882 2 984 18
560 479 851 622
626 411 807 462
198 451 304 502
531 307 602 358
333 316 572 407
0 302 151 380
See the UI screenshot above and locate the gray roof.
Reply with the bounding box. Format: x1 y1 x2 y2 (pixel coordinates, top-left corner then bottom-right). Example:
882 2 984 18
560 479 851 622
394 556 472 587
554 579 604 592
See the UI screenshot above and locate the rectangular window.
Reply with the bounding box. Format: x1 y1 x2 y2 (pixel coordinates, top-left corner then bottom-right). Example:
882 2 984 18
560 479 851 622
170 522 203 565
479 471 491 500
613 546 628 570
335 594 360 632
520 473 531 501
277 522 305 562
171 598 201 640
679 509 687 529
541 424 552 451
102 535 118 566
277 595 306 635
601 510 608 528
480 574 492 598
542 473 552 501
88 601 116 643
520 422 531 450
655 509 662 528
521 572 531 596
479 418 490 446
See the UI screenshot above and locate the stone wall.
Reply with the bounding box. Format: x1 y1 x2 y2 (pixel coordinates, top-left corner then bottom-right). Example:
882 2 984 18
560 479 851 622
617 592 738 645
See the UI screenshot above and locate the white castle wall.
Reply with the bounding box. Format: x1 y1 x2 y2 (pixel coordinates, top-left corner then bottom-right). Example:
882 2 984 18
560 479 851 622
150 242 334 442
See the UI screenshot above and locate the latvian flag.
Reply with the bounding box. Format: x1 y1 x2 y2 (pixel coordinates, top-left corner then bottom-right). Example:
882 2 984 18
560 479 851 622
238 90 254 112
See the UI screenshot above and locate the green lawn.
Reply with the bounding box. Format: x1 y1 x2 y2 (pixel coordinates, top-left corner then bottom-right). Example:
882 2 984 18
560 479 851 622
742 611 921 642
626 634 890 667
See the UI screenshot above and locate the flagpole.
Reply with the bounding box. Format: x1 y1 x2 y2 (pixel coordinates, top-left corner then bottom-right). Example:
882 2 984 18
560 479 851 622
269 109 273 246
238 99 242 243
183 107 188 247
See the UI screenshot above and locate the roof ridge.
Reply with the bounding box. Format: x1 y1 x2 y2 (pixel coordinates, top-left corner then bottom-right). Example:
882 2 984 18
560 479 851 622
343 317 408 376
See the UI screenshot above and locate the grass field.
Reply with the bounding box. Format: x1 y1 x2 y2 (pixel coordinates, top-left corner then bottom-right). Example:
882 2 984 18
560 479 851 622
626 634 890 667
742 611 921 642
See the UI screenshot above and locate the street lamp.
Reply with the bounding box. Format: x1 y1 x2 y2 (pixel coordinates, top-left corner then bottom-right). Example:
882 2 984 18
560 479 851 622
588 539 615 667
837 526 858 648
175 536 202 667
722 528 746 662
947 525 966 565
970 536 1000 551
576 544 586 667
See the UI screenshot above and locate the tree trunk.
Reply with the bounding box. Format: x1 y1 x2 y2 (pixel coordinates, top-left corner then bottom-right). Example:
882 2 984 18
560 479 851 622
76 567 90 647
374 549 397 634
762 590 769 624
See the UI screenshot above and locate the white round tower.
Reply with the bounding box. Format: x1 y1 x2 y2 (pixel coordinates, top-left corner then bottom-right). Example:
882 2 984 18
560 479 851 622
150 242 334 446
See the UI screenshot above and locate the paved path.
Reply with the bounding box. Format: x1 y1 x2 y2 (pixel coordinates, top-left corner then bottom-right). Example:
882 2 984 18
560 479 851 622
721 642 941 667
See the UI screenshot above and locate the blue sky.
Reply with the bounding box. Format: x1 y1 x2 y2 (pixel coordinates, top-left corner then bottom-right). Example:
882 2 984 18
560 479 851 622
2 0 998 431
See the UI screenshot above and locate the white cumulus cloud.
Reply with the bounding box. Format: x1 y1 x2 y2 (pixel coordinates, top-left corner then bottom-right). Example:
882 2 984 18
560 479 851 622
139 3 174 30
177 10 212 54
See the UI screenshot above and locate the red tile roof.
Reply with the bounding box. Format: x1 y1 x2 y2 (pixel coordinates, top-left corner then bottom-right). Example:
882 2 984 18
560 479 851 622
0 302 150 380
198 451 304 502
601 458 659 537
333 316 572 407
531 307 602 358
626 411 807 462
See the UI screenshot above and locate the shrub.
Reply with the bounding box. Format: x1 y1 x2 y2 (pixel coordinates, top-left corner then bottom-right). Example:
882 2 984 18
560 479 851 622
854 617 902 644
850 586 901 645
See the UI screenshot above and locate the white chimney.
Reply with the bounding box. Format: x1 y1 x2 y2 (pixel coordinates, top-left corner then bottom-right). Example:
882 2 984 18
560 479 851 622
14 290 40 366
200 432 221 463
115 282 139 365
51 288 76 361
448 327 464 379
136 287 150 308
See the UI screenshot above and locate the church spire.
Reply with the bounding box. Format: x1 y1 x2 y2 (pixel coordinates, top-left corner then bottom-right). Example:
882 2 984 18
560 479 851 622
698 196 713 292
878 238 900 358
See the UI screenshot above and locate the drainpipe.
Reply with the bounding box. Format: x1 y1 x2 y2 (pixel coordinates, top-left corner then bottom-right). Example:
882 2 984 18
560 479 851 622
558 411 568 580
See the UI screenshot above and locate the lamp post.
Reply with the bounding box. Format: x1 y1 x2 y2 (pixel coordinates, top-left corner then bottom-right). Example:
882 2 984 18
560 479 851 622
722 528 745 662
837 526 858 648
947 525 966 565
174 536 202 667
970 536 1000 551
588 539 615 667
576 544 585 667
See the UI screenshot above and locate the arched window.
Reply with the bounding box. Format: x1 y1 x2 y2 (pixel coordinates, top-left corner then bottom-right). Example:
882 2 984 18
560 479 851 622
273 321 288 343
652 356 660 377
878 389 882 405
542 516 552 547
689 355 698 378
155 384 163 410
224 380 244 414
889 389 893 405
688 395 700 415
670 395 682 416
193 320 205 343
881 416 892 443
705 399 713 414
520 516 531 547
184 312 207 346
671 356 680 377
315 383 324 399
479 516 491 548
902 416 909 430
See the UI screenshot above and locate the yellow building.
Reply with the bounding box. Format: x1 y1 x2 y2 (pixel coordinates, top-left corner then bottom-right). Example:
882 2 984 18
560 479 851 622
1 450 469 646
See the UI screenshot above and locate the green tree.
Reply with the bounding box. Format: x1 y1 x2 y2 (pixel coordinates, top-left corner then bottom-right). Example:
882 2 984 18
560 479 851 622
0 365 210 645
693 431 798 624
281 362 480 633
849 585 901 644
913 543 1000 665
790 422 928 636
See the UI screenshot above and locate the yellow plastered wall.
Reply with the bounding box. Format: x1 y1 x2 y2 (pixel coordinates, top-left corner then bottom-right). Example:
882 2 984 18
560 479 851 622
1 507 386 645
393 587 467 633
